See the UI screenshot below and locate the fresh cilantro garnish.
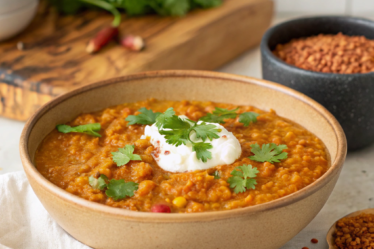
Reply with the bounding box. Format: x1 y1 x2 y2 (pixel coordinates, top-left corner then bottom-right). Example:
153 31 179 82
239 112 260 127
125 108 161 125
193 123 221 141
156 108 220 162
200 108 259 126
192 142 213 162
200 107 238 124
213 170 220 179
56 123 101 137
111 145 142 166
227 165 259 194
89 174 108 190
155 107 176 129
106 179 139 200
88 174 138 201
249 143 288 163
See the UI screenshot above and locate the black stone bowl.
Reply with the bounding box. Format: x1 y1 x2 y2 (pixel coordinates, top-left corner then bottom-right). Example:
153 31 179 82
261 16 374 151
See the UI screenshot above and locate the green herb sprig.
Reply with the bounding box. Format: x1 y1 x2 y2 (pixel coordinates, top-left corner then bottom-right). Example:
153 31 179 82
249 143 288 163
227 165 259 194
111 145 142 166
125 108 161 126
200 107 259 126
56 123 102 137
155 109 220 162
89 174 138 200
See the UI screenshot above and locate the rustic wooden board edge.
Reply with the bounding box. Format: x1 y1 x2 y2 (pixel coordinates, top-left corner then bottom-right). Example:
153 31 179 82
0 0 273 121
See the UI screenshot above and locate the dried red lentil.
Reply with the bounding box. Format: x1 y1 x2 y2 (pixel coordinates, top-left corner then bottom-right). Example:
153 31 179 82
273 32 374 74
334 213 374 249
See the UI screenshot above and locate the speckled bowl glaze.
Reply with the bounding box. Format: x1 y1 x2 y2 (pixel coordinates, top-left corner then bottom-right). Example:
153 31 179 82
261 16 374 151
20 71 347 249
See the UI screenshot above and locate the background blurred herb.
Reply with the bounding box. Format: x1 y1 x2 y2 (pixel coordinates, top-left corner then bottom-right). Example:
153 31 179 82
47 0 222 21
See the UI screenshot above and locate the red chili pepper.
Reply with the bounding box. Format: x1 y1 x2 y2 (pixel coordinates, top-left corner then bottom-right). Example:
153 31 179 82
86 26 119 54
151 204 171 213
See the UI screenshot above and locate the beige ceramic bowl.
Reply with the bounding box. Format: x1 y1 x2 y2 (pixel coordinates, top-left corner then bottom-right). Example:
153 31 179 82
20 70 347 249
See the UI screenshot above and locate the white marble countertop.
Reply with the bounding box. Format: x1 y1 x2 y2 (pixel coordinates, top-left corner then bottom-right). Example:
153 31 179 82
1 13 374 249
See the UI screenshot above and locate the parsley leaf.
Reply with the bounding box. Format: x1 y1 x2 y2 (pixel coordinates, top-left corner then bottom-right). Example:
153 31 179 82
227 165 259 194
155 107 176 129
111 145 142 166
126 108 161 125
213 170 220 179
105 179 139 200
199 113 226 124
200 108 260 126
249 143 288 163
192 122 220 142
88 175 138 201
156 108 220 162
192 142 213 162
239 112 259 127
56 123 101 137
200 107 238 124
212 107 239 117
89 174 108 190
159 128 190 146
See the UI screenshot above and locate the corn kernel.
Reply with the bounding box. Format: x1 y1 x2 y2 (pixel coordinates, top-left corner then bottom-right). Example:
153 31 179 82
173 197 187 208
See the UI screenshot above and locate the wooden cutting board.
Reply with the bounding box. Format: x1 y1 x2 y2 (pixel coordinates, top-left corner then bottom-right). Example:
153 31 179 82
0 0 273 121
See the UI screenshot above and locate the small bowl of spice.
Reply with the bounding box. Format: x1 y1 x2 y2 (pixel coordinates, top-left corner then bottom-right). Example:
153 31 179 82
326 208 374 248
261 16 374 150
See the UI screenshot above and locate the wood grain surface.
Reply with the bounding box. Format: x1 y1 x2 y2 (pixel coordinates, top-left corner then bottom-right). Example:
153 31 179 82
0 0 273 121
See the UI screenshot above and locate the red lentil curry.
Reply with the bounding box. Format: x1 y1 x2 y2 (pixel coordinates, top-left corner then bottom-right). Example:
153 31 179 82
35 99 329 213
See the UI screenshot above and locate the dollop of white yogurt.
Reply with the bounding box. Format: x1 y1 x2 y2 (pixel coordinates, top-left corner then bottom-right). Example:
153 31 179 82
141 116 242 173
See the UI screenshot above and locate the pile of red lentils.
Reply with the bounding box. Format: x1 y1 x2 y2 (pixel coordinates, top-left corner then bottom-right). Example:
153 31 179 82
333 213 374 249
273 32 374 74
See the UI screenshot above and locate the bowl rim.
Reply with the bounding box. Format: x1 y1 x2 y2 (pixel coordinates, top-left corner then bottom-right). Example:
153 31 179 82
261 15 374 77
0 0 38 16
20 70 347 222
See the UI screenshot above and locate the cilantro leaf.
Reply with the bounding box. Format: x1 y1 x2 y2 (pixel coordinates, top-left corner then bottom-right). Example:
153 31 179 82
192 122 220 142
57 123 101 137
89 174 108 190
213 107 239 117
227 165 259 194
125 108 161 125
105 179 138 200
227 176 246 193
155 108 220 163
199 113 226 124
213 170 220 179
192 142 213 162
111 145 142 166
155 107 175 129
239 112 259 127
159 128 190 146
237 165 259 178
162 115 191 130
200 107 238 124
249 143 288 163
